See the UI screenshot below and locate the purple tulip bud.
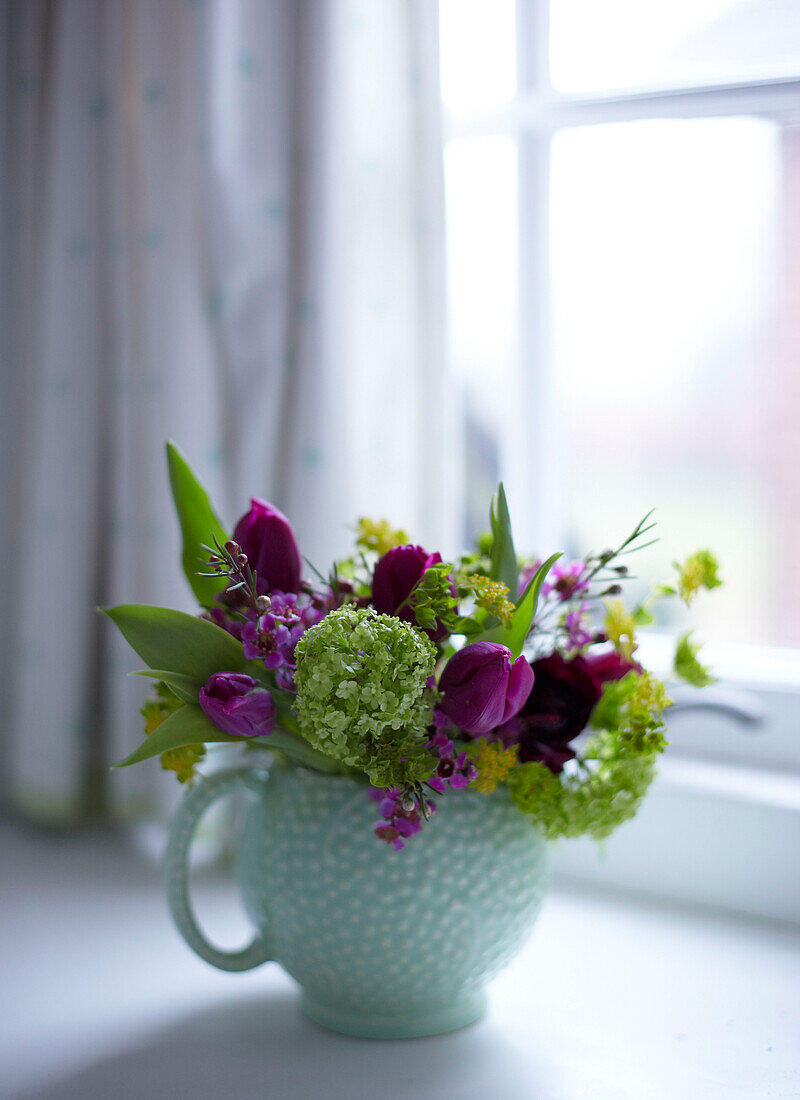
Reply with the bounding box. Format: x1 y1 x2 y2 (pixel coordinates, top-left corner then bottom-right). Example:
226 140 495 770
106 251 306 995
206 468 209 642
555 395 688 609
199 672 276 737
371 544 454 640
438 642 534 734
233 498 302 597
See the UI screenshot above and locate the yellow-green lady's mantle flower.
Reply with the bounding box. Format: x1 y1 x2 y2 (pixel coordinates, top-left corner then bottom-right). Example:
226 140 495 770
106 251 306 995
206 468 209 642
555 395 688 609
355 517 409 556
467 739 518 794
467 574 516 628
141 682 205 785
603 598 636 660
674 550 721 606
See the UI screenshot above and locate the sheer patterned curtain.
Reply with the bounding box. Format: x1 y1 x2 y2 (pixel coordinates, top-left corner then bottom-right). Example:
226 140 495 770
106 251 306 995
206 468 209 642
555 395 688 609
1 0 448 824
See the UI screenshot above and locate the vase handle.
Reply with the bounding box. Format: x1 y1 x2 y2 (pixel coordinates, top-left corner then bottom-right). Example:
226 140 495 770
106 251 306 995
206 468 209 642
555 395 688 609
163 767 273 972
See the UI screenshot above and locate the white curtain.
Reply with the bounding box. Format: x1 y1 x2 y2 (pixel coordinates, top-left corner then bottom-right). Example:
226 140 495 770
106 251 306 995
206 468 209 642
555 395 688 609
1 0 448 824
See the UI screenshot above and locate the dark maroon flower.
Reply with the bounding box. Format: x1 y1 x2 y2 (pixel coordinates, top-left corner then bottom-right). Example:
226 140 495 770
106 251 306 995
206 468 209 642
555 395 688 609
584 649 641 689
498 652 601 773
232 497 302 597
439 642 534 735
371 544 453 640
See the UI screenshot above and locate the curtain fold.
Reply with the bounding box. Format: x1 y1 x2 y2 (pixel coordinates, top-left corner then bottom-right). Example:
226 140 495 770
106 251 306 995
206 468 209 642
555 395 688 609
1 0 447 825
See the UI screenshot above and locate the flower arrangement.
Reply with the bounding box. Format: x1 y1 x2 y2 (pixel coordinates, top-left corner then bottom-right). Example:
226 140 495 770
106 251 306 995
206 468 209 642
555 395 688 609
106 443 721 850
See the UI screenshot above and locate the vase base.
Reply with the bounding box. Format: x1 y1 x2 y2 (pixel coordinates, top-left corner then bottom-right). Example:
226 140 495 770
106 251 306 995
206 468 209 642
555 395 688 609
301 989 487 1039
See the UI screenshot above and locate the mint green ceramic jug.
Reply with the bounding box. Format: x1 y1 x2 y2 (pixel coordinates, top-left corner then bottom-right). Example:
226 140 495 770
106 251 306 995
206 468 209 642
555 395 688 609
164 762 548 1038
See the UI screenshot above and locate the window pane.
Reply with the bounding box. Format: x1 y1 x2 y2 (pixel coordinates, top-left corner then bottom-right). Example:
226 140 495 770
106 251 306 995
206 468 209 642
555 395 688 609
550 0 800 94
444 137 518 542
439 0 516 113
551 115 800 648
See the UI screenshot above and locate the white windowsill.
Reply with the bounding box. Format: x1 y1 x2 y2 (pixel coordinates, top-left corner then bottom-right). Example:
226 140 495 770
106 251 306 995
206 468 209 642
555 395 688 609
2 824 798 1100
657 755 800 810
637 632 800 691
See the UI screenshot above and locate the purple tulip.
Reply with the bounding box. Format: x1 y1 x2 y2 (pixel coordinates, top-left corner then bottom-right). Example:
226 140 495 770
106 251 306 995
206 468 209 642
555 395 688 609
199 672 276 737
438 642 534 734
371 544 453 640
233 497 302 596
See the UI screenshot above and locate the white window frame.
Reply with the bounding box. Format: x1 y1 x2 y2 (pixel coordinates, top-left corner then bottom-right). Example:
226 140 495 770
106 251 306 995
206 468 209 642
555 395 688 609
441 1 800 922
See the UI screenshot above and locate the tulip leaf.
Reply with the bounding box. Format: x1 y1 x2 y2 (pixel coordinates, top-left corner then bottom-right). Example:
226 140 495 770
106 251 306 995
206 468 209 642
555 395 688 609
166 440 230 607
102 604 248 682
130 669 202 705
480 552 561 658
113 702 350 774
449 615 489 637
489 483 518 602
256 729 354 774
113 704 242 768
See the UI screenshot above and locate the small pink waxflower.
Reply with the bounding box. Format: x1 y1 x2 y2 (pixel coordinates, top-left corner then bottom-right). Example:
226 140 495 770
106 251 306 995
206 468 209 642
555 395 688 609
425 726 479 793
369 787 437 850
564 602 592 651
543 561 590 602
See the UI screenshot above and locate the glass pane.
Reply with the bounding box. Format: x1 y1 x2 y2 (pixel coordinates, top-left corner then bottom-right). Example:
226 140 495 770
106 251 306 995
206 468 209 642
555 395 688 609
439 0 516 112
444 137 518 542
550 0 800 94
550 115 800 647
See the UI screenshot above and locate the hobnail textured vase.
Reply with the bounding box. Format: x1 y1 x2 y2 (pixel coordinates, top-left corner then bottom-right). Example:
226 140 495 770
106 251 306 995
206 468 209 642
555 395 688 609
164 762 548 1039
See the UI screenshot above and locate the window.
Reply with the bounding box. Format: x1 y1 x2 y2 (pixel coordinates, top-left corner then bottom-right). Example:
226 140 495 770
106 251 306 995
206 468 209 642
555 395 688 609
439 1 800 921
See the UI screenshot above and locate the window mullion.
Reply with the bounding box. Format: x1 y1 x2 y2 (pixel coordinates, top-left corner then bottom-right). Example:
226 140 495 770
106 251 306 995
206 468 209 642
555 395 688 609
445 76 800 143
508 0 559 553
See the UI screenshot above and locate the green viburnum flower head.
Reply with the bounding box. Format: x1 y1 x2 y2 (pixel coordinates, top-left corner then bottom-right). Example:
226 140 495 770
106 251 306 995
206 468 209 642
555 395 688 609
293 606 437 787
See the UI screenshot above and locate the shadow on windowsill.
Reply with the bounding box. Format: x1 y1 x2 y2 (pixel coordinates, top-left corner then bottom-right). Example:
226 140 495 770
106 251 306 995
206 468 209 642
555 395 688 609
14 988 542 1100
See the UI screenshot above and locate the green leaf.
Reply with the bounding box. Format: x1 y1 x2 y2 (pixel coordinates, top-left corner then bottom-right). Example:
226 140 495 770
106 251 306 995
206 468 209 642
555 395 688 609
673 630 715 687
589 670 639 730
480 552 561 658
101 604 248 681
414 606 437 629
166 440 230 607
488 483 518 602
115 686 350 774
130 669 202 705
448 615 488 637
253 729 352 774
633 606 655 626
113 704 242 768
271 690 301 735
